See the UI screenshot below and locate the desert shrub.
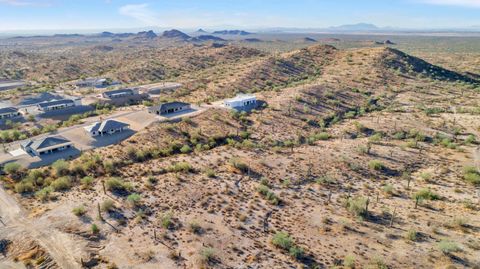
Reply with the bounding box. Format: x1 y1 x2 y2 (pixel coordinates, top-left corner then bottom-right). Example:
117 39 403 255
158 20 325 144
412 188 440 201
289 246 304 259
438 239 461 255
345 197 368 218
35 186 53 202
101 199 115 212
80 176 94 188
343 254 356 268
310 132 330 142
369 133 382 143
91 224 100 235
50 176 71 191
204 168 216 178
72 206 86 216
393 131 406 140
229 158 248 173
272 231 293 250
52 159 69 176
419 172 433 182
368 160 385 171
14 180 34 194
199 247 215 263
103 160 115 175
105 177 133 193
382 184 394 196
367 256 388 269
465 134 476 144
239 131 251 139
405 229 418 241
272 231 303 260
463 166 480 185
161 211 174 229
4 162 22 179
26 169 43 182
180 145 192 154
257 184 280 205
189 221 202 234
167 162 193 173
127 193 141 206
316 176 336 185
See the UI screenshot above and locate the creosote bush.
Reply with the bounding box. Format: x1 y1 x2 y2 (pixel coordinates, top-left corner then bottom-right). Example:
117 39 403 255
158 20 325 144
106 177 133 193
167 162 193 173
161 211 174 229
199 247 215 263
368 160 385 171
72 206 86 216
412 188 440 201
438 239 461 255
257 184 280 205
345 196 368 219
127 193 141 207
50 176 71 191
271 231 303 260
405 229 418 241
101 199 115 212
463 166 480 185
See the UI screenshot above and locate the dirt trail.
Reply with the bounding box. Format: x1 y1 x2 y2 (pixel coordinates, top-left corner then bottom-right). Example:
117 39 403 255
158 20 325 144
0 186 81 269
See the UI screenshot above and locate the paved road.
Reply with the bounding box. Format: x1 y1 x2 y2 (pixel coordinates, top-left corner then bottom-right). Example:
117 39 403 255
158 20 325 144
0 186 81 268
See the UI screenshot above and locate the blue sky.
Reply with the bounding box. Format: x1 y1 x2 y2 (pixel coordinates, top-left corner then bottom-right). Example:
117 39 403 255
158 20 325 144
0 0 479 31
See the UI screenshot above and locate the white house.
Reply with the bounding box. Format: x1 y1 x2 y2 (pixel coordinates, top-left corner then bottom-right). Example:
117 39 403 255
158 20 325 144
76 78 107 88
37 99 81 111
224 94 257 109
102 88 139 99
84 119 130 137
0 107 21 119
21 136 73 156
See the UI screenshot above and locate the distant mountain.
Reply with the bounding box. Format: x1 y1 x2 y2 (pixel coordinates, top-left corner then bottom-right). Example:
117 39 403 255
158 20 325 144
303 37 317 42
212 30 252 35
136 30 157 39
243 38 262 43
196 29 208 33
328 23 380 31
98 31 135 38
162 29 191 40
191 35 226 42
53 34 84 38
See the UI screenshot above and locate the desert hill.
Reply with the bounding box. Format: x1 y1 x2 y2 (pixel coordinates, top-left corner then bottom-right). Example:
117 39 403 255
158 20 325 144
1 38 480 268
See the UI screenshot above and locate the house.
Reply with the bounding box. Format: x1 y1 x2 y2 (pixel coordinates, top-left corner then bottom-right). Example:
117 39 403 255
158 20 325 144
102 88 139 99
76 78 107 88
224 94 257 109
0 80 26 91
37 99 80 111
21 136 73 156
148 102 191 115
0 107 21 119
84 119 130 137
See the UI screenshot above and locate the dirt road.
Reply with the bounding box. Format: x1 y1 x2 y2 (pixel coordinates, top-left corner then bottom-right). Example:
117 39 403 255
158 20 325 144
0 186 82 268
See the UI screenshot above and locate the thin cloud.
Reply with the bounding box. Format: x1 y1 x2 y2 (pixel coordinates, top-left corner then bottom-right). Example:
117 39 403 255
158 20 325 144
0 0 52 6
420 0 480 7
119 3 160 25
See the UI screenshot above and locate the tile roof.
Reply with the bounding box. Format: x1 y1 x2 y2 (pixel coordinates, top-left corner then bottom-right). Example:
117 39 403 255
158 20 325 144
0 107 18 114
157 101 190 111
86 119 129 133
37 99 74 108
24 136 71 150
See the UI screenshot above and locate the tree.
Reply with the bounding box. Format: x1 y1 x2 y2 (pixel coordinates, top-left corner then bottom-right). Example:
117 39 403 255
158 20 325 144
4 162 22 179
52 159 69 176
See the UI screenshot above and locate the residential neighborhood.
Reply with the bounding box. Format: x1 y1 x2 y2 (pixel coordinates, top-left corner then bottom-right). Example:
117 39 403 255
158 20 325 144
0 81 254 168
